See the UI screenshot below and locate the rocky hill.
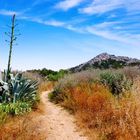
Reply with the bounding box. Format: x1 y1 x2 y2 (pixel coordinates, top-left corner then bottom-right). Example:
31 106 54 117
69 53 140 72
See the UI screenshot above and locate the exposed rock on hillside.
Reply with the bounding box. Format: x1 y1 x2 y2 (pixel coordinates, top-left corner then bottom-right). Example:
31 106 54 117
70 53 140 72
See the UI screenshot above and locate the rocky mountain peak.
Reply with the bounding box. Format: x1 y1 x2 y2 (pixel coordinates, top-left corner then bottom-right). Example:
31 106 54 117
69 53 140 72
90 53 114 62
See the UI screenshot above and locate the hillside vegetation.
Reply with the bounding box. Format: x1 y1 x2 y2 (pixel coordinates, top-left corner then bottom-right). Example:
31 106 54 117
27 68 68 81
49 67 140 140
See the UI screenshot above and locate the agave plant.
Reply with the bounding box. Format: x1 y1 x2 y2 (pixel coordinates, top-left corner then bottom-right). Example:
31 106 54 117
0 79 10 103
0 15 39 118
0 72 38 104
9 73 38 104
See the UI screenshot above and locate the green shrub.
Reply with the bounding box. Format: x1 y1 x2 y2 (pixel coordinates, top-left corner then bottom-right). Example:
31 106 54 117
0 102 31 124
48 92 55 101
47 69 68 81
100 72 132 95
0 102 31 115
0 109 7 124
47 74 59 81
29 68 69 81
39 68 57 77
48 90 63 103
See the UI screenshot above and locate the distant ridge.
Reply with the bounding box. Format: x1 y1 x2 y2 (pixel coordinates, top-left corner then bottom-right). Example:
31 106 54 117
69 53 140 72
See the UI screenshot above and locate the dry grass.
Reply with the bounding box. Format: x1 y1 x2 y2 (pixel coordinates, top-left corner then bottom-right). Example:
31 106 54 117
0 100 47 140
0 72 54 140
1 68 140 140
76 93 140 140
23 71 43 83
52 70 140 140
38 81 56 93
0 79 51 140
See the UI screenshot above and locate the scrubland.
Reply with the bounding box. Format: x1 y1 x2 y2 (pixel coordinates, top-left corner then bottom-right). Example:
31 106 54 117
1 67 140 140
49 67 140 140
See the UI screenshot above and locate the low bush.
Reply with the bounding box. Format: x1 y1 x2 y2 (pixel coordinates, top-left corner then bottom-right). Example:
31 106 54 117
100 72 132 95
47 69 68 81
0 102 32 124
121 66 140 81
48 92 56 102
28 68 69 81
0 109 7 124
0 102 31 116
51 82 113 111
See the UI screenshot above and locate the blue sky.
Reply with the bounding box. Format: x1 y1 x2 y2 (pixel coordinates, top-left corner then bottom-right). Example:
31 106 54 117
0 0 140 70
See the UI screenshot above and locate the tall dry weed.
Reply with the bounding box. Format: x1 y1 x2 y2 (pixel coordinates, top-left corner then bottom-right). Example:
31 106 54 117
52 70 140 139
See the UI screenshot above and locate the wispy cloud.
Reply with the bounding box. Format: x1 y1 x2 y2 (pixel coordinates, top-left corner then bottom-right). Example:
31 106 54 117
0 10 20 16
79 0 140 15
19 14 140 47
37 19 65 27
1 1 139 48
55 0 84 11
84 22 140 47
19 16 66 27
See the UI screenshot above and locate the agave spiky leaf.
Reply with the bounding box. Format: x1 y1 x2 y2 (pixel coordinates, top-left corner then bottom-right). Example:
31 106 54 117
0 80 10 103
0 72 38 104
0 71 2 81
9 73 38 103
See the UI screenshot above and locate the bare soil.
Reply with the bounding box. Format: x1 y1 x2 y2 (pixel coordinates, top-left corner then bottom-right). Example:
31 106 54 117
41 91 88 140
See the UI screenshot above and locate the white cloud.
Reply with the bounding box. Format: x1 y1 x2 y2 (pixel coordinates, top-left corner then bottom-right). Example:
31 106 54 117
85 25 140 47
43 20 65 27
21 15 140 47
79 0 140 15
65 25 85 33
55 0 84 11
0 10 20 16
20 16 66 27
79 0 122 14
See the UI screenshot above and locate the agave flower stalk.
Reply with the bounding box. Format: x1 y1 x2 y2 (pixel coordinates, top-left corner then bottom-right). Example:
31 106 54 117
6 14 16 82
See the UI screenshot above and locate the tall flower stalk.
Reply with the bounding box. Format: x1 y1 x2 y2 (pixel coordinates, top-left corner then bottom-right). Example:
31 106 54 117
6 14 17 82
0 14 38 107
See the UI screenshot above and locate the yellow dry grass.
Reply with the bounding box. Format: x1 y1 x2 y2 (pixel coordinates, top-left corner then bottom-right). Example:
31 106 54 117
38 81 56 93
0 98 47 140
54 80 140 140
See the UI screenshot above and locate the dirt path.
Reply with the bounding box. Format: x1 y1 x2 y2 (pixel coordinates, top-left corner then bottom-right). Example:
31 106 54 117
41 91 88 140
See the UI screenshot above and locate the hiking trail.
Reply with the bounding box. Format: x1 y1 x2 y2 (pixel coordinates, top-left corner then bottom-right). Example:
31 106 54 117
41 91 88 140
